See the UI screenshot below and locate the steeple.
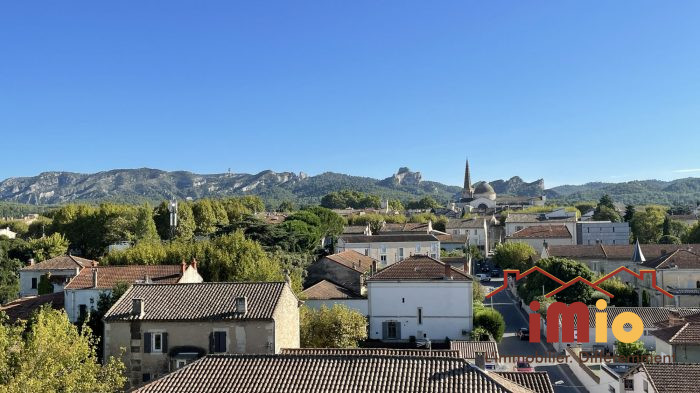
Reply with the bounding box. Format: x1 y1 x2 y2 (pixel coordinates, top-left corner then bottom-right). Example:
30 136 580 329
462 158 474 199
632 239 646 263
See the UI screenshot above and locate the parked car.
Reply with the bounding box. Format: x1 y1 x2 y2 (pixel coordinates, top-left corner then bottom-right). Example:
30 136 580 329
516 361 534 372
490 269 501 277
480 266 489 273
476 274 490 282
518 328 529 341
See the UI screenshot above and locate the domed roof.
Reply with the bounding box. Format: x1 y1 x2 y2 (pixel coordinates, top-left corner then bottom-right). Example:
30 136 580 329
474 181 495 195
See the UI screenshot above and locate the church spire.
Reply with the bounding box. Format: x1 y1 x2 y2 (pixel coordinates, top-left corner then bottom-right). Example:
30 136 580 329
463 157 474 199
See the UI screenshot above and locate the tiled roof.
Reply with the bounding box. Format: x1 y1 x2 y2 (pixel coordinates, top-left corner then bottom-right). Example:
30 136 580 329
20 255 95 271
669 287 700 296
651 322 700 344
104 282 287 321
584 307 700 328
547 244 700 260
343 225 369 234
340 234 439 243
64 265 183 290
380 222 430 232
639 363 700 393
450 341 499 360
508 225 571 239
324 250 374 273
0 292 64 322
132 354 519 393
494 372 554 393
368 255 472 281
446 218 486 229
281 348 461 357
640 249 700 269
435 234 470 243
504 213 575 223
301 280 363 300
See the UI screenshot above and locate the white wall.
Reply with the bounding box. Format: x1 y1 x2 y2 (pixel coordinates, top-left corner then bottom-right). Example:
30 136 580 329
19 268 79 297
337 240 441 267
367 281 473 341
304 299 368 316
65 288 108 322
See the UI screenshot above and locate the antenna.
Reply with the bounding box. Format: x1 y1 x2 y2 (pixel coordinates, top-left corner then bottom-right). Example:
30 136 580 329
168 197 178 241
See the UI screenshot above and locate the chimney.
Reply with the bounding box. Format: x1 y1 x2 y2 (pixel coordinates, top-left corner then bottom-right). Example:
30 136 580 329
29 258 35 266
284 269 291 286
371 260 377 275
191 258 198 270
475 351 486 370
463 257 470 273
91 261 98 267
180 259 187 274
444 263 453 280
235 296 247 315
91 268 98 288
132 298 144 317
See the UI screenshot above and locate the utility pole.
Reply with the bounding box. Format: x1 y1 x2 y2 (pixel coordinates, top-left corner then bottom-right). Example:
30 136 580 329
168 198 178 241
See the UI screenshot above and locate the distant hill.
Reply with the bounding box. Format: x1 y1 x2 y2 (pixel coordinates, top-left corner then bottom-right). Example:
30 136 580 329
1 168 698 207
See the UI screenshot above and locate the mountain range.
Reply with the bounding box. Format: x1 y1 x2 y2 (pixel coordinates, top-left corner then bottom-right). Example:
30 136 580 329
0 168 699 207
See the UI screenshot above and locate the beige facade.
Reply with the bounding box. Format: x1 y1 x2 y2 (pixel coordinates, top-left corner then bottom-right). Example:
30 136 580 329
337 235 440 267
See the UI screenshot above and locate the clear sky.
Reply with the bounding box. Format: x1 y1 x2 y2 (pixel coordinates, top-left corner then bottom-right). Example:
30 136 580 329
2 1 699 188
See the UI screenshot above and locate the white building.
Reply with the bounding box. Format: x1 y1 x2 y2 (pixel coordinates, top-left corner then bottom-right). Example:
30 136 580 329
336 234 440 268
505 224 574 253
366 255 473 342
0 227 17 239
63 261 203 322
19 255 95 297
505 209 577 240
301 280 368 316
445 217 491 253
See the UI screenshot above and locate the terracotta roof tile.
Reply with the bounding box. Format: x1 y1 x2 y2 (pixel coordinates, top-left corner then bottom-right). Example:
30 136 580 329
494 372 554 393
639 363 700 393
0 292 64 322
20 255 95 271
301 280 363 300
324 250 374 273
508 225 571 239
281 348 461 357
651 322 700 344
368 255 472 281
547 244 700 260
446 218 487 229
132 354 518 393
340 234 439 243
450 341 499 360
640 249 700 269
104 282 288 321
64 265 183 290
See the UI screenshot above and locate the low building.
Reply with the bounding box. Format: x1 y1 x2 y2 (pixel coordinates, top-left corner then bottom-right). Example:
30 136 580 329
446 217 490 253
19 255 95 297
493 372 554 393
131 352 529 393
103 281 300 388
303 250 374 296
639 249 700 307
367 255 473 342
505 225 573 253
301 279 368 315
336 234 441 267
450 340 500 369
577 221 630 245
0 292 64 322
64 261 203 322
652 312 700 362
504 209 577 240
627 363 700 393
0 226 16 239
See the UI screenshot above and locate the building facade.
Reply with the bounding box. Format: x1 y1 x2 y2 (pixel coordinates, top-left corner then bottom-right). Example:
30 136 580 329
19 255 95 297
336 234 440 267
576 221 630 245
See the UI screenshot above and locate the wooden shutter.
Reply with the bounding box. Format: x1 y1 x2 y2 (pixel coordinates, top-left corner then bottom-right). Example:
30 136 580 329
162 332 168 352
215 331 227 353
208 332 214 353
382 322 388 340
144 332 152 353
395 322 401 340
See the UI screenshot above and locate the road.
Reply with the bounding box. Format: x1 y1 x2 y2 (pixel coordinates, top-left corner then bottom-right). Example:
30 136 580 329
481 277 587 393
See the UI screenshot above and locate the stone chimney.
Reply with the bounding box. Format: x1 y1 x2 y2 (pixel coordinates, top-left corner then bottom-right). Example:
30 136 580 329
475 351 486 370
191 258 198 270
132 298 144 317
180 259 187 275
371 260 377 275
29 258 35 266
92 268 98 288
91 261 98 267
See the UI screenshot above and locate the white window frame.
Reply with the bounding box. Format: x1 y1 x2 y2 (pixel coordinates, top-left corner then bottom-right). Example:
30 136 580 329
398 248 404 261
175 359 188 369
151 331 164 353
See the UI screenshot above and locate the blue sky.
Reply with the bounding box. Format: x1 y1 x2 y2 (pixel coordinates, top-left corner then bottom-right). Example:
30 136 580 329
1 1 699 188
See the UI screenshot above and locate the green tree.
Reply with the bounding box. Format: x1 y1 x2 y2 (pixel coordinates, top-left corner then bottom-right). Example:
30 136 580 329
28 233 69 261
175 202 196 240
277 201 295 212
630 206 665 243
575 202 596 216
623 204 636 223
78 282 130 361
593 206 622 222
615 340 649 357
598 194 615 210
473 280 485 304
0 307 126 392
473 305 505 342
686 222 700 243
204 231 285 282
388 199 404 212
37 274 53 295
134 203 159 243
522 257 595 304
193 199 219 235
0 240 21 304
492 242 536 271
470 327 491 341
405 196 441 210
598 277 637 307
300 304 367 348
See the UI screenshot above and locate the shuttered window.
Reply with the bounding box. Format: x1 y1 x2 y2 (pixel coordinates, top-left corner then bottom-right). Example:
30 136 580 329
212 331 227 353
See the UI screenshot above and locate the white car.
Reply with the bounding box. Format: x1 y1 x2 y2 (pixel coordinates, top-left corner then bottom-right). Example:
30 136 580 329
476 274 490 282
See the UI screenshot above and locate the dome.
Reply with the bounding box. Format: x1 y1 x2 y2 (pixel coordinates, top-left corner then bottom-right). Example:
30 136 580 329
473 181 496 200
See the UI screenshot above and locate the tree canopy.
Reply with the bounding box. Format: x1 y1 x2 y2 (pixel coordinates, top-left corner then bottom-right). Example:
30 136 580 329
300 304 367 348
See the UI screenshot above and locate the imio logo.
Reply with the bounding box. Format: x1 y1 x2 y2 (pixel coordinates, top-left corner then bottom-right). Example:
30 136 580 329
528 299 643 344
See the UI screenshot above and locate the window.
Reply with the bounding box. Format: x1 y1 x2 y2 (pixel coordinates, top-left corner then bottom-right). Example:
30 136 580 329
153 332 163 352
416 244 422 253
387 322 398 339
79 305 87 319
380 245 387 254
398 248 404 260
608 385 616 393
624 379 634 390
696 281 700 289
175 359 188 369
31 277 37 289
142 373 151 382
643 380 649 393
380 255 387 264
418 308 423 325
364 248 369 256
212 331 227 353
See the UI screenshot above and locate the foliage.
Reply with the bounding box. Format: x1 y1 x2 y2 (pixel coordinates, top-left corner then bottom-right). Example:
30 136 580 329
37 274 54 295
346 213 406 235
623 204 636 222
0 221 28 237
519 257 595 304
470 327 491 341
78 282 130 360
686 222 700 243
575 202 596 216
0 307 126 392
0 240 21 304
300 304 367 348
492 242 536 271
630 206 666 243
388 199 404 212
531 295 555 318
405 196 441 210
28 233 68 261
615 340 649 357
598 277 637 307
277 201 295 212
473 280 485 304
593 206 621 222
473 305 505 342
320 190 381 209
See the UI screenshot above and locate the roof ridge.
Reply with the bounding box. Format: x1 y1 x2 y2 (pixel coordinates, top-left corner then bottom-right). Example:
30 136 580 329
669 322 691 343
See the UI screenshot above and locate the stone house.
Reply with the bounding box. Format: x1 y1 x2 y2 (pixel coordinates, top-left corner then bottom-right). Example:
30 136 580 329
19 255 96 297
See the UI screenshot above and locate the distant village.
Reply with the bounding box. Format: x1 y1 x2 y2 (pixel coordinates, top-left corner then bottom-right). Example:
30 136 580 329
2 159 700 393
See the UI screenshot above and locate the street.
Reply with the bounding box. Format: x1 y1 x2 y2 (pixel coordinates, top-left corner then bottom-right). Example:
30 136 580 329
481 277 587 393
